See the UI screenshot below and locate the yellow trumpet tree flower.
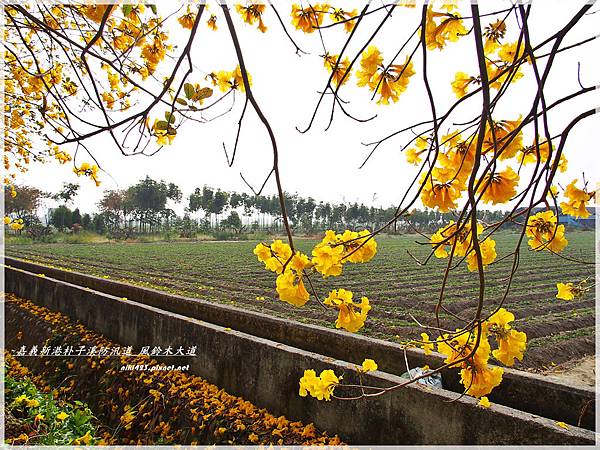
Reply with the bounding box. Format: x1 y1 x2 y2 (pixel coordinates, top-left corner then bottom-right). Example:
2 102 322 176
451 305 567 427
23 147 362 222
477 166 520 205
560 179 593 219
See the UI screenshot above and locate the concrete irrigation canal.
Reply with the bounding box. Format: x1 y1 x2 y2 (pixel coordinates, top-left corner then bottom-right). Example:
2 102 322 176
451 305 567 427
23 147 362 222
3 257 596 445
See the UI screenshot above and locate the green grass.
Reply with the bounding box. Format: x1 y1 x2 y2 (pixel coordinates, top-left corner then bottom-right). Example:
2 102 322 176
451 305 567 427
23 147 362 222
4 368 98 445
6 230 595 367
5 231 109 245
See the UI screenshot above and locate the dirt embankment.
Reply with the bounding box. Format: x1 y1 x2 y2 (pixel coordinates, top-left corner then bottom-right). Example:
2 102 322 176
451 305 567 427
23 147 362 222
541 356 596 388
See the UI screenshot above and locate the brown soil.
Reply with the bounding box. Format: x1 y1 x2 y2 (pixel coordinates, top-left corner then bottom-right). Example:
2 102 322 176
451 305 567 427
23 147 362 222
540 355 596 388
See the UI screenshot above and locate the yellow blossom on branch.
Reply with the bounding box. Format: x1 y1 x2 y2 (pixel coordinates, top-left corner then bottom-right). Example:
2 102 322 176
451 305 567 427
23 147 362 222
361 358 378 372
437 326 506 398
451 71 477 98
149 114 178 146
485 308 527 366
253 240 292 274
323 289 370 333
276 270 310 307
424 5 467 50
460 364 503 398
556 282 575 301
311 229 377 277
235 3 268 33
420 169 465 213
290 4 329 33
466 238 497 272
299 369 339 401
430 220 480 259
526 210 568 253
560 179 593 219
420 332 434 355
5 217 24 231
213 65 251 93
178 6 196 29
329 7 358 32
73 162 101 186
483 19 507 53
481 118 523 160
556 281 588 301
322 53 351 87
477 166 520 205
356 46 415 105
312 236 345 277
405 135 429 165
517 140 551 165
498 41 526 64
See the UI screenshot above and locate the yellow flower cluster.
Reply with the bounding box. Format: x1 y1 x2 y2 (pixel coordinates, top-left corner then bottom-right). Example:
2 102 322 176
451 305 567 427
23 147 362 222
481 118 523 160
236 3 268 33
430 221 497 272
80 4 114 23
516 140 551 166
207 15 218 31
437 308 526 398
4 216 24 231
483 19 507 53
330 7 359 32
178 6 197 29
360 358 378 372
420 332 434 355
323 289 370 333
560 179 594 219
526 210 568 252
405 135 429 166
312 229 377 276
420 167 466 212
73 162 101 186
150 117 177 146
140 30 171 77
14 394 40 408
49 145 72 165
410 117 535 215
299 369 339 401
449 13 526 98
484 308 527 367
290 4 369 34
254 240 311 307
424 4 468 51
322 53 351 87
4 4 166 188
299 357 377 402
290 4 329 33
208 65 251 93
477 166 519 205
356 46 415 105
451 71 477 98
112 5 151 55
254 230 376 332
556 280 589 301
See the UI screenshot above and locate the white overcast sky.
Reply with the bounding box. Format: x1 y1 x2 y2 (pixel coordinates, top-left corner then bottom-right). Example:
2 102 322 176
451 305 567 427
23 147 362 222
14 0 600 215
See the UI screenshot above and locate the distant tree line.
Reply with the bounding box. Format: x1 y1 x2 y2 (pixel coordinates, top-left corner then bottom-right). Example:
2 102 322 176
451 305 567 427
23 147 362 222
5 177 530 238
